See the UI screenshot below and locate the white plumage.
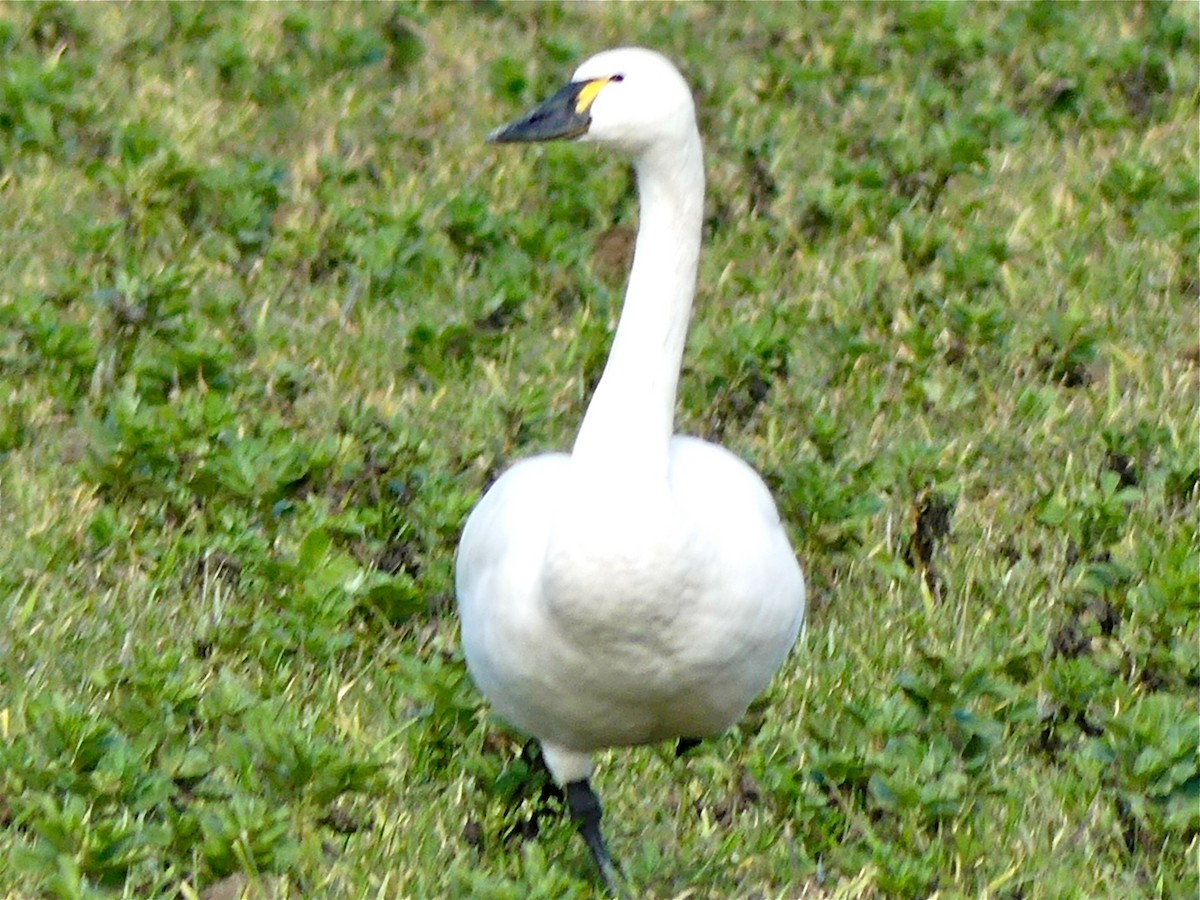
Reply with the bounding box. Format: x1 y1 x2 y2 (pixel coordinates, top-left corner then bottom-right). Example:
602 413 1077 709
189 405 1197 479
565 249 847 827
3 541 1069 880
456 47 805 886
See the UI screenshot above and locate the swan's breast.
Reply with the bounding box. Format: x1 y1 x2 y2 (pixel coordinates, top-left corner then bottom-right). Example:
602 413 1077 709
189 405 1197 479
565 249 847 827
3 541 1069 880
540 476 698 651
539 441 804 691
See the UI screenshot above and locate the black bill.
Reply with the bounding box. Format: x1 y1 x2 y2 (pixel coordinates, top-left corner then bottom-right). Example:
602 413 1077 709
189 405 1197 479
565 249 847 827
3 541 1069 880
488 79 608 144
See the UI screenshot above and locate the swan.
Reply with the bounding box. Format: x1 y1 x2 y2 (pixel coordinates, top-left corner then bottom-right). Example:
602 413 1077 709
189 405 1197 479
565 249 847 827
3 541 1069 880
456 47 806 890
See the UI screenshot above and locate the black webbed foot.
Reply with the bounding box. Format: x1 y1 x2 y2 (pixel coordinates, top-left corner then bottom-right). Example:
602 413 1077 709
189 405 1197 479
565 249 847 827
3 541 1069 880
565 778 625 897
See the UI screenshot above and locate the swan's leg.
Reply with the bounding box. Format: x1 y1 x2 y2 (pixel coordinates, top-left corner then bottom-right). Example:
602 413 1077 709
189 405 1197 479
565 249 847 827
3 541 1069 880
675 736 702 757
522 739 564 802
541 744 624 894
565 779 623 895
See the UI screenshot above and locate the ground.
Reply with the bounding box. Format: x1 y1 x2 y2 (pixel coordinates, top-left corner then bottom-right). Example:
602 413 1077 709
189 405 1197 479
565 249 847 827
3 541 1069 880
0 2 1197 898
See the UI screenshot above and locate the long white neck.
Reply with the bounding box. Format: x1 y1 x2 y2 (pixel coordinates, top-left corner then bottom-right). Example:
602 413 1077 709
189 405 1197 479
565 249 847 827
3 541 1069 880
572 132 705 476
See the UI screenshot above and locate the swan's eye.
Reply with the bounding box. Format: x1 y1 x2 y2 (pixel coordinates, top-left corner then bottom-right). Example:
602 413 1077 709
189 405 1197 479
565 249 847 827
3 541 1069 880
610 74 625 83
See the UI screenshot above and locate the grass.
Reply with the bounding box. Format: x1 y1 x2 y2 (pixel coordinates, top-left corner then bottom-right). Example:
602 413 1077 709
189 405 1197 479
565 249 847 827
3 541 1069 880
0 1 1197 897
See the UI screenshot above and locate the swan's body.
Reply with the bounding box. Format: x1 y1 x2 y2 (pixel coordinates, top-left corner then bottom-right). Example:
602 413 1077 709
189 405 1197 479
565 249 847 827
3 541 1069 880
459 437 803 757
456 47 805 887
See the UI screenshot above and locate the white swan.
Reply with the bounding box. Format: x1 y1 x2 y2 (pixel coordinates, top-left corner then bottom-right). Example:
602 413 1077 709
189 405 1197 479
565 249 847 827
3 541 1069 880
456 47 806 890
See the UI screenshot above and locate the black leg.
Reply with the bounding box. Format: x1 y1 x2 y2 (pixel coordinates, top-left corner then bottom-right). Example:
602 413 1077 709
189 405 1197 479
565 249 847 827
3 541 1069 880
565 779 623 896
675 736 702 757
522 739 564 803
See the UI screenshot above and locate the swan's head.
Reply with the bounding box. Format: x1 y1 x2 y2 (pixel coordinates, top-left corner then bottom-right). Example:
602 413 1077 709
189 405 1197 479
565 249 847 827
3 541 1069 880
488 47 696 155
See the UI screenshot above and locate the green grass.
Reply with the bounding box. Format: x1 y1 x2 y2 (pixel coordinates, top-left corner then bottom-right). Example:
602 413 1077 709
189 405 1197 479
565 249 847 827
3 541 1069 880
1 1 1197 897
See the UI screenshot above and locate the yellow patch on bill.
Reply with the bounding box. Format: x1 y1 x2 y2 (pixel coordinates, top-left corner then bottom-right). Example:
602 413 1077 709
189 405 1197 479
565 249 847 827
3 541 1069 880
574 78 611 114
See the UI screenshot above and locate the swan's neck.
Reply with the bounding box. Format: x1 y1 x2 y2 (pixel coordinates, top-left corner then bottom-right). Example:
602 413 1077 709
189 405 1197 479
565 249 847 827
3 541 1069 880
572 134 705 475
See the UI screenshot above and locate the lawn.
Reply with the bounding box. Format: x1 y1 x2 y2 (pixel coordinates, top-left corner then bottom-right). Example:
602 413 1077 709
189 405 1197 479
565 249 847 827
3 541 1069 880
0 2 1197 898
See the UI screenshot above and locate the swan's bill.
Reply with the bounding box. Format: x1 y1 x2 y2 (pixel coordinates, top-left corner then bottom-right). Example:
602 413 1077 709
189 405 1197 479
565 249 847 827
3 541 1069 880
487 77 615 144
